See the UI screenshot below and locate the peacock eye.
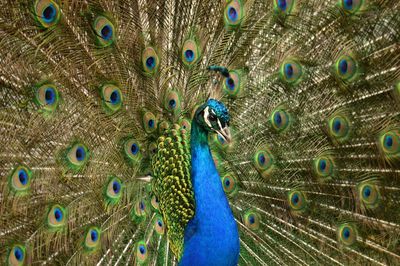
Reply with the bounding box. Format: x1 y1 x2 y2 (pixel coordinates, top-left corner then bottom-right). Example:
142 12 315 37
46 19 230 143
93 16 115 47
341 0 364 13
209 114 217 122
34 0 61 28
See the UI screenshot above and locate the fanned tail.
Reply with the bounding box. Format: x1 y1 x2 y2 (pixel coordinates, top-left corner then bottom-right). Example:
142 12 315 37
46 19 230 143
1 0 400 265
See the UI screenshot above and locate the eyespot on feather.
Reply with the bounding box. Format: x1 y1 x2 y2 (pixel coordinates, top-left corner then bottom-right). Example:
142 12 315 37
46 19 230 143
135 240 149 264
84 227 101 251
124 138 141 163
313 155 335 179
288 190 307 212
142 111 157 134
243 210 261 231
100 84 123 113
357 180 380 209
224 0 244 28
34 0 61 28
65 142 89 170
253 148 275 176
270 108 291 132
221 173 238 196
328 114 351 141
280 58 303 85
340 0 364 14
9 165 32 195
154 215 165 235
181 39 201 66
151 195 160 211
47 204 67 230
223 70 244 98
34 83 60 113
378 129 400 160
93 16 115 47
274 0 295 15
164 90 182 115
334 55 358 82
179 118 191 132
104 177 123 205
142 47 159 74
337 223 357 246
131 199 148 224
8 244 26 266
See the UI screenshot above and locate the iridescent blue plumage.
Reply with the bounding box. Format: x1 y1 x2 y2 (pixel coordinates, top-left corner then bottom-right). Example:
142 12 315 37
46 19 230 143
180 100 239 266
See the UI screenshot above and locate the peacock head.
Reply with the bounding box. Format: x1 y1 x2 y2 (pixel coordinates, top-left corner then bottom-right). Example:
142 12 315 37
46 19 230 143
194 99 231 142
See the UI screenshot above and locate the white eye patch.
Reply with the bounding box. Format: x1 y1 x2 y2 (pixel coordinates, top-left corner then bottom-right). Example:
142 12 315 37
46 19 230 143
217 119 223 131
203 107 212 128
203 107 220 130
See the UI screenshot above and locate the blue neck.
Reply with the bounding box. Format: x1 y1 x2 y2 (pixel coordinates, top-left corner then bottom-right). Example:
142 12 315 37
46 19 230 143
179 120 239 266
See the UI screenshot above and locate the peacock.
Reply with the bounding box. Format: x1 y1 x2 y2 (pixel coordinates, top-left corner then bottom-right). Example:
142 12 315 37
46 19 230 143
1 0 400 265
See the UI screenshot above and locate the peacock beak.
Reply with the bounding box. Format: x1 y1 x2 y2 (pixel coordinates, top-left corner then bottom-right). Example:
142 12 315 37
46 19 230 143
216 126 232 144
